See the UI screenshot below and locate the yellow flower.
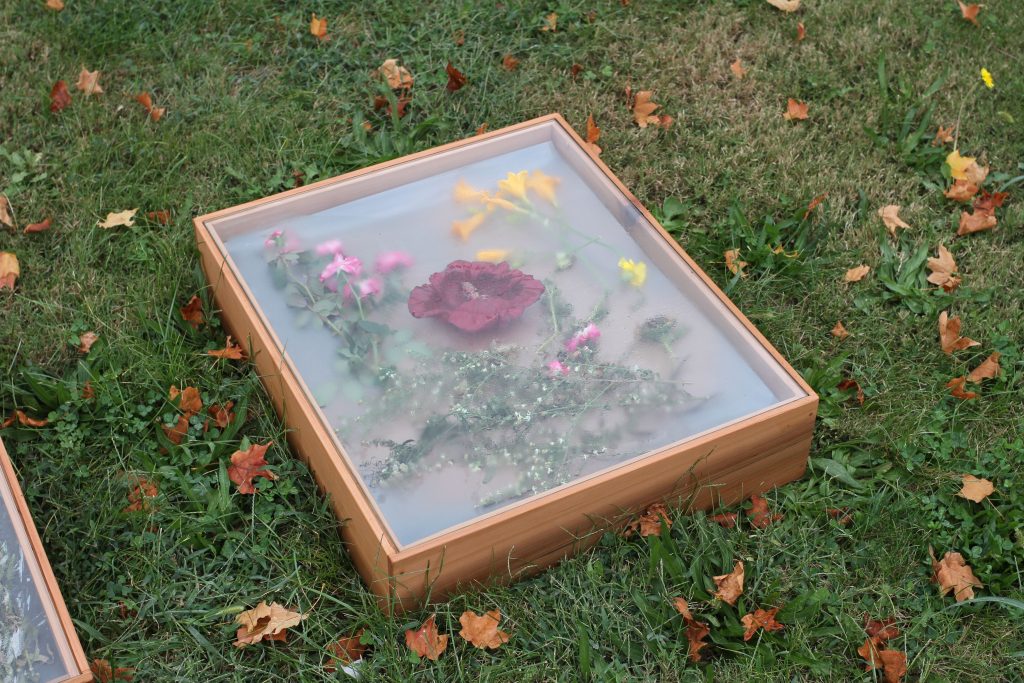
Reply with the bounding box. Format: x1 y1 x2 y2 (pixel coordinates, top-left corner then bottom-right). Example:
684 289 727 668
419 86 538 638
618 257 647 287
497 170 529 200
453 179 488 203
475 249 510 263
452 212 485 241
526 170 560 204
946 150 975 180
483 195 522 213
980 68 994 89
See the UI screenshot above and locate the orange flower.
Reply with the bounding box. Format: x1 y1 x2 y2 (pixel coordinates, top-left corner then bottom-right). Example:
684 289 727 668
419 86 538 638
452 212 486 240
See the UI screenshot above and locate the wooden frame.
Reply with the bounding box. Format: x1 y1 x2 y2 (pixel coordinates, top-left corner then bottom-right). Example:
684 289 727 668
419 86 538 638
194 114 817 609
0 437 92 682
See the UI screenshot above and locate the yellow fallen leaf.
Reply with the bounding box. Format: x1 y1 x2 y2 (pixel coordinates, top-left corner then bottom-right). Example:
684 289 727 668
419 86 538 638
377 58 414 90
97 209 138 229
632 91 661 128
724 249 747 277
234 601 307 647
958 474 994 503
309 13 328 40
844 264 870 283
946 150 975 180
0 252 19 290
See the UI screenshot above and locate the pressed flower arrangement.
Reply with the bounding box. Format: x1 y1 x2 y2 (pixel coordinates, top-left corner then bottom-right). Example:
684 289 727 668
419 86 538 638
195 115 817 607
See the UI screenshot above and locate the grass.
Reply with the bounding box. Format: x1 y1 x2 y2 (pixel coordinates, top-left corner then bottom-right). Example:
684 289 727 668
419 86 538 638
1 0 1023 680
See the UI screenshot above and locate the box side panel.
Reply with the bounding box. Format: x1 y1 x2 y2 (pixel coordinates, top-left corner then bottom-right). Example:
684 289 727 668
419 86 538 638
389 396 816 606
194 221 395 597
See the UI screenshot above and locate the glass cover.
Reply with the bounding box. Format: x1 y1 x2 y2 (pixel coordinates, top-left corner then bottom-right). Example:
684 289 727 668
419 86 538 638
212 120 804 546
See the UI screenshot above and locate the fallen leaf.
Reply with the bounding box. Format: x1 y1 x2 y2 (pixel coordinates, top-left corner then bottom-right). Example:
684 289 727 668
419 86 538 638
672 597 694 620
501 55 519 71
632 91 661 128
584 114 602 155
179 295 203 330
625 502 671 537
974 191 1008 213
958 474 994 503
944 179 979 202
78 331 99 354
709 512 738 528
837 378 865 405
957 208 997 235
656 114 674 129
826 507 853 525
453 29 465 46
135 92 165 121
803 192 827 219
747 494 783 528
82 381 95 400
963 160 988 186
844 264 870 282
878 205 910 235
45 0 64 10
0 195 12 228
445 62 467 92
228 442 277 494
930 548 983 601
958 1 981 25
208 336 245 360
458 609 510 649
740 607 783 641
170 385 202 414
147 210 170 224
89 659 134 682
123 479 157 513
783 98 808 121
831 321 850 339
712 561 744 606
1 411 49 429
24 217 52 234
729 59 747 79
50 81 71 113
966 352 1000 382
326 631 366 671
97 208 138 229
926 244 961 292
724 249 748 277
766 0 801 11
795 21 806 42
672 598 710 662
309 13 328 40
0 252 19 290
405 614 449 660
474 123 488 135
938 311 980 354
858 637 884 671
206 401 236 431
946 376 978 400
540 12 558 32
570 63 583 79
864 615 900 643
234 602 307 647
932 125 955 145
946 150 975 180
377 59 413 90
75 68 103 96
162 415 189 445
878 650 908 683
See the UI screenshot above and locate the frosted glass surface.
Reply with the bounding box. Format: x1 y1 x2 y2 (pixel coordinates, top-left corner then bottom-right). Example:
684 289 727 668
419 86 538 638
219 127 801 545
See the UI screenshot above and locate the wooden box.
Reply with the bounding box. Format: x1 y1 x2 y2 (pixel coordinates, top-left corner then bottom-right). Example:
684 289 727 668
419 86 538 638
0 437 91 681
194 114 817 608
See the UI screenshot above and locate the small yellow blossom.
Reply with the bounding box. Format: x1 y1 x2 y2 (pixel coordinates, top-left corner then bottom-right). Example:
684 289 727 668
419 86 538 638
526 170 560 204
483 195 521 212
980 68 994 89
453 179 488 203
452 212 486 241
475 249 510 263
618 257 647 287
497 170 529 200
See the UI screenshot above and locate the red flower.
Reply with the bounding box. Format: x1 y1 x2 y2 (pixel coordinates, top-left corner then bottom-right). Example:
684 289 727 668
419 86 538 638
408 260 545 332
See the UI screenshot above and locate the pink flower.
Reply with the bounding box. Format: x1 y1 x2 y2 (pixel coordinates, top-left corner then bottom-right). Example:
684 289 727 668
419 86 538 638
547 360 569 377
357 277 382 299
264 229 283 248
376 251 414 274
566 323 601 353
319 254 363 283
315 239 344 256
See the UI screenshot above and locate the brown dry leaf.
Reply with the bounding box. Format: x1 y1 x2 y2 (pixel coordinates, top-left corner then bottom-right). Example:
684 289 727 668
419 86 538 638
837 378 865 405
878 205 910 235
474 123 488 136
24 217 52 234
946 376 979 400
831 321 850 339
803 192 827 220
933 125 955 145
326 630 367 670
747 494 783 528
123 479 157 513
78 331 99 354
377 59 413 90
97 209 138 229
405 614 449 661
570 63 583 79
709 512 738 528
206 401 236 431
672 599 710 662
858 637 884 671
864 616 900 643
783 98 808 121
584 114 602 155
50 80 71 113
76 68 103 96
179 295 203 330
45 0 64 10
724 249 748 277
162 414 189 445
826 507 853 525
958 208 997 235
958 474 995 503
930 548 983 601
844 264 870 283
89 659 134 682
878 650 908 683
208 336 246 360
0 195 12 228
170 385 202 414
234 601 308 647
0 252 19 290
1 411 49 429
82 381 95 400
501 55 520 71
632 91 661 128
445 62 468 92
740 607 784 641
944 179 979 202
540 12 558 32
228 442 277 495
672 597 693 620
974 191 1008 212
958 1 981 25
795 21 806 42
712 561 744 606
765 0 801 11
458 609 510 649
926 245 961 292
309 13 328 40
135 92 165 121
938 311 980 354
967 353 1000 382
625 502 671 537
963 161 988 186
147 210 170 224
729 59 747 79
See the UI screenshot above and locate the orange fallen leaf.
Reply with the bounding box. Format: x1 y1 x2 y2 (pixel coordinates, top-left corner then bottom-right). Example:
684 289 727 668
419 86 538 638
78 331 99 354
501 55 520 71
877 650 908 683
795 21 806 42
0 252 19 290
208 336 245 360
724 249 748 277
135 92 165 122
458 609 510 649
938 311 980 354
75 68 103 96
162 414 189 445
123 479 157 513
147 210 170 224
228 442 277 494
376 59 413 90
326 631 366 671
932 125 955 146
958 474 994 503
445 62 468 92
309 13 328 40
966 352 1000 382
709 512 738 528
803 192 827 220
50 80 71 113
97 209 138 229
958 207 997 236
944 179 979 202
474 123 488 136
837 378 865 405
740 607 783 640
946 376 978 400
766 0 801 11
747 494 783 528
632 91 661 128
671 598 710 662
234 601 307 647
90 659 134 682
169 385 202 414
45 0 64 10
205 401 236 431
1 410 49 429
844 264 870 282
878 205 910 235
540 12 558 32
625 502 671 537
82 381 95 400
24 217 52 234
570 63 583 79
831 321 850 339
672 597 694 619
926 245 961 292
584 114 602 155
957 1 981 25
783 98 808 121
864 615 900 643
974 191 1008 213
730 59 747 79
930 547 983 602
826 507 853 525
858 636 884 671
0 194 12 228
179 295 203 330
405 614 449 660
712 561 744 606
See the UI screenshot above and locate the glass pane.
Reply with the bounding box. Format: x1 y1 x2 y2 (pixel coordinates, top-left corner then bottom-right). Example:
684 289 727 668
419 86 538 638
211 120 805 546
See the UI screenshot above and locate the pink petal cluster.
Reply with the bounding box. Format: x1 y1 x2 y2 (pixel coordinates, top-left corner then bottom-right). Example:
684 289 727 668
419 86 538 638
376 251 414 274
547 360 569 377
263 229 284 248
314 239 345 256
566 323 601 353
320 253 363 283
356 277 382 298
